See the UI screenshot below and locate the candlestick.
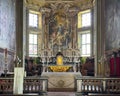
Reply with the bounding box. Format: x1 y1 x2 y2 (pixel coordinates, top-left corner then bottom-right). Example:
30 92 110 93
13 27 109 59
66 39 67 48
52 39 53 49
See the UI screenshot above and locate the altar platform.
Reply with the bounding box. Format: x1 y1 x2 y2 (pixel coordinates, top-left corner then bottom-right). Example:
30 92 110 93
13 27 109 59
41 72 82 92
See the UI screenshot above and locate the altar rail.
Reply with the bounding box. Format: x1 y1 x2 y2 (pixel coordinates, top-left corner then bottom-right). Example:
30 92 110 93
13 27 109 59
0 78 13 94
75 76 120 94
24 76 48 93
0 76 48 94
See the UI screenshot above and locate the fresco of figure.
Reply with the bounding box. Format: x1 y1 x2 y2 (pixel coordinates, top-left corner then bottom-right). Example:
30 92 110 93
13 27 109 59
49 12 70 47
57 24 63 35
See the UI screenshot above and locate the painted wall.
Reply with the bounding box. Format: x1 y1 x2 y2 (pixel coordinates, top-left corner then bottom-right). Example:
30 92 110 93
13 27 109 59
105 0 120 50
0 0 15 49
0 0 15 74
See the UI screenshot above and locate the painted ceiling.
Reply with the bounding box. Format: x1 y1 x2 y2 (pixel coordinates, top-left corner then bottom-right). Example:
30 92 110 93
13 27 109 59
25 0 95 11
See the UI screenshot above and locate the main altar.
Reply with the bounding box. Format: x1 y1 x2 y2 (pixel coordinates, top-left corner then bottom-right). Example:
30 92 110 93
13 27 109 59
41 72 81 91
40 50 82 91
37 3 82 91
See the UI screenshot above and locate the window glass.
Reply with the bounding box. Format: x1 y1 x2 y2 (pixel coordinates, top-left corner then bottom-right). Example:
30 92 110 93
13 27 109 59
86 44 90 54
81 32 91 56
34 35 37 44
86 33 90 43
81 12 91 27
29 34 38 56
29 13 38 27
82 45 86 55
82 34 86 44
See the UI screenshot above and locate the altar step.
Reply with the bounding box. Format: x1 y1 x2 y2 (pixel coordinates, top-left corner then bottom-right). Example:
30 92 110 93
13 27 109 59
47 92 75 96
48 88 74 92
1 92 76 96
1 92 120 96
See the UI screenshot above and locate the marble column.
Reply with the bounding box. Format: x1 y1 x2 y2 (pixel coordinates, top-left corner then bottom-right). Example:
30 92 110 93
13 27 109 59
13 0 26 94
94 0 105 77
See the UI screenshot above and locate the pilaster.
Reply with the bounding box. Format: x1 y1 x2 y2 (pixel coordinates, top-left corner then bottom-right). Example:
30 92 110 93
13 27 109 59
15 0 24 67
95 0 105 77
13 0 25 94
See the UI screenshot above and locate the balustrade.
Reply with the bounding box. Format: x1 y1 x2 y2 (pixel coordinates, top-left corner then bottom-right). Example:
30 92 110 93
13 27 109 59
0 76 120 95
0 76 48 94
106 79 120 93
24 77 48 93
75 76 120 94
0 78 14 94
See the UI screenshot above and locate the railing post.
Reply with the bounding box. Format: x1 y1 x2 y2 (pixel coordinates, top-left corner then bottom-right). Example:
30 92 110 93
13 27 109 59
103 79 106 92
77 80 82 92
42 80 46 92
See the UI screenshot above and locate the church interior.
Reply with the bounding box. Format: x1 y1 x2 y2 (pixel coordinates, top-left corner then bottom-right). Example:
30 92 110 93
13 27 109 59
0 0 120 95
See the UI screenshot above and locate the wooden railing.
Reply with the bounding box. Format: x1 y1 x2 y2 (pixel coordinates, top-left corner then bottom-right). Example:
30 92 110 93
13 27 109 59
24 76 48 93
75 76 120 94
0 78 14 94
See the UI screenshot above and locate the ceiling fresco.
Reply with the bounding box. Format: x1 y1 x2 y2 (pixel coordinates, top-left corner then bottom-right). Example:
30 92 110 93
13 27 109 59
25 0 95 11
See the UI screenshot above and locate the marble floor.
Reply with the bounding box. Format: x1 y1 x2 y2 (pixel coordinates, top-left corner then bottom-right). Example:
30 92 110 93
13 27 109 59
3 92 119 96
1 92 78 96
47 92 76 96
23 92 79 96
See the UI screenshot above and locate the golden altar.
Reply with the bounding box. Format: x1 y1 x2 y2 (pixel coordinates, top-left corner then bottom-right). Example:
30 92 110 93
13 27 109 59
48 51 73 72
49 65 72 72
